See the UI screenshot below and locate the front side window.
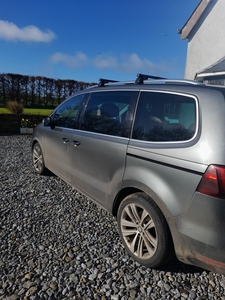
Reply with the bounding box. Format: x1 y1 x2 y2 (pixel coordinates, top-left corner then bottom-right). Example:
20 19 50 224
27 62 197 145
81 91 137 137
132 91 197 142
54 94 86 128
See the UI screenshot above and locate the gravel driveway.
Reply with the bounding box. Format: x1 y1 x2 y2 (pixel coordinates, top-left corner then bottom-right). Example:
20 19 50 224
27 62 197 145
1 135 225 300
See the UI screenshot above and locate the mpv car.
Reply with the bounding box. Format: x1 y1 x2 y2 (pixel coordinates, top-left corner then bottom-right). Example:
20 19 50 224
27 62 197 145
31 73 225 274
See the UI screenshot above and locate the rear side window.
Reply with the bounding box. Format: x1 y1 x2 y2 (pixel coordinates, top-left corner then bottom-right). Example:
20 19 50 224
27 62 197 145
81 91 137 137
132 91 197 142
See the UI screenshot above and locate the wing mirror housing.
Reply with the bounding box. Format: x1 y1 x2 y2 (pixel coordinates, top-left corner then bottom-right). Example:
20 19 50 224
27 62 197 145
43 116 55 129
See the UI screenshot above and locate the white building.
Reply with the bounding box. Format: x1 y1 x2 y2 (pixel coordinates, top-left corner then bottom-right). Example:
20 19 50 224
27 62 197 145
179 0 225 83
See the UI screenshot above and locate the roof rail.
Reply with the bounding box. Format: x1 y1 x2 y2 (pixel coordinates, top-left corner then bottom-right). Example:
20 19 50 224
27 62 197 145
98 78 119 87
135 73 166 84
160 79 204 85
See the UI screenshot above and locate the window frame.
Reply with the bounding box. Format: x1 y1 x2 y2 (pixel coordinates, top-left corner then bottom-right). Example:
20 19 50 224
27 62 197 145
131 90 199 144
80 90 138 138
52 93 89 129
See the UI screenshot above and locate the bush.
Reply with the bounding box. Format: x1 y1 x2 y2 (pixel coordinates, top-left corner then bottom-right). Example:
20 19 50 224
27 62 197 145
6 101 24 114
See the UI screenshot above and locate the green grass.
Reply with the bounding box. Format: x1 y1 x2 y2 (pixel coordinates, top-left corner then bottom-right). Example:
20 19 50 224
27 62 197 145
0 107 53 116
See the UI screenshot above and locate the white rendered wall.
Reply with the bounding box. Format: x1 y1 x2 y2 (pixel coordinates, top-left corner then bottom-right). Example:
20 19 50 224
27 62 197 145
184 0 225 79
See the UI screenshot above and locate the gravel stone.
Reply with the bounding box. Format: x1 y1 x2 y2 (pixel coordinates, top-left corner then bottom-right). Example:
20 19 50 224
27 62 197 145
1 135 225 299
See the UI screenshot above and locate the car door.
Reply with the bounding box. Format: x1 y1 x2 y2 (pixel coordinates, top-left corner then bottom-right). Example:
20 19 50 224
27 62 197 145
69 90 138 211
44 93 87 182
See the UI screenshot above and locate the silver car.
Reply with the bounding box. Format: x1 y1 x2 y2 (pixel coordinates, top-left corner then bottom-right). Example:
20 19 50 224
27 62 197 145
31 74 225 274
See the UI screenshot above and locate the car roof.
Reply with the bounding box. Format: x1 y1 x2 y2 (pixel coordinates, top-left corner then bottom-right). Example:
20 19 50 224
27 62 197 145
74 73 225 100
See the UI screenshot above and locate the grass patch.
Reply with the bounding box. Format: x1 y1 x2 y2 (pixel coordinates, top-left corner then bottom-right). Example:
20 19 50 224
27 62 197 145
23 108 53 116
0 107 53 116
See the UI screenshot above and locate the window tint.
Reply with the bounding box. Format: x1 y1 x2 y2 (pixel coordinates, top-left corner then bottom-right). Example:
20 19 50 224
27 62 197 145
132 91 196 142
81 91 135 137
54 94 86 128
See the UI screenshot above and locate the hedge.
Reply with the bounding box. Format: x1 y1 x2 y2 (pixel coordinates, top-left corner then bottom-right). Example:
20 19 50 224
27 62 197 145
0 114 44 135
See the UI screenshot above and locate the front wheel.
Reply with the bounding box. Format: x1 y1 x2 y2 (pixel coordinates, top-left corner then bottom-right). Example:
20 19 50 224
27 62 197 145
117 192 173 268
32 142 47 175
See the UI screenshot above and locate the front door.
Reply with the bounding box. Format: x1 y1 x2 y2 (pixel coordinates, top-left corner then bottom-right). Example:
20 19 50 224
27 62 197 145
69 90 138 211
44 93 87 182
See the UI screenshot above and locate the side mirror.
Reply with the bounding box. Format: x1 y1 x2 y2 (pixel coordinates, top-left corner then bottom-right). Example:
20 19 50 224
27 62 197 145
43 117 51 126
43 116 55 129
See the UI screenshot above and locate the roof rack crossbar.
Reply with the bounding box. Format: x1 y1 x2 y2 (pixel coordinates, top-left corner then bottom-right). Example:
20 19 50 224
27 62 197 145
98 78 119 87
97 75 204 88
135 73 166 84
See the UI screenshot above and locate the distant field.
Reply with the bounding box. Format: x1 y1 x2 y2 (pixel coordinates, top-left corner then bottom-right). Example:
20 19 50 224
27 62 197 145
0 108 53 116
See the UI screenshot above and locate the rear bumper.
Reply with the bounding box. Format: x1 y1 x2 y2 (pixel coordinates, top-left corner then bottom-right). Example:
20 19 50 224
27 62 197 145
177 233 225 274
175 192 225 274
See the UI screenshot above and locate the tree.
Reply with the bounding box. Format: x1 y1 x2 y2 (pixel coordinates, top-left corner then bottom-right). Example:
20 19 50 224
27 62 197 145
0 72 96 108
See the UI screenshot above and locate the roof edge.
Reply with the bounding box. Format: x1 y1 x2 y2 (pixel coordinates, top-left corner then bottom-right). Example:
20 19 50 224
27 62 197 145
196 55 225 75
180 0 211 40
197 71 225 78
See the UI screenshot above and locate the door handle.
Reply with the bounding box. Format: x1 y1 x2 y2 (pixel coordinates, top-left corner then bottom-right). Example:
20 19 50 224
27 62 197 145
73 140 81 147
62 138 69 143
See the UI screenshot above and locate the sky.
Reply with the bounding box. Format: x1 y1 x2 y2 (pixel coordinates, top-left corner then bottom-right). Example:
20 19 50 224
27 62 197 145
0 1 200 83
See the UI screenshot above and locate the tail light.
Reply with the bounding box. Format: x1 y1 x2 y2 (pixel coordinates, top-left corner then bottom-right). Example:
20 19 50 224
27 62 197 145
197 165 225 199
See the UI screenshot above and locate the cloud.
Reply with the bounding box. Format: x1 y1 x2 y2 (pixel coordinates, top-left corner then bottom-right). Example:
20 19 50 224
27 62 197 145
0 20 56 42
94 53 168 74
120 53 156 73
50 51 89 68
93 54 118 69
50 51 170 75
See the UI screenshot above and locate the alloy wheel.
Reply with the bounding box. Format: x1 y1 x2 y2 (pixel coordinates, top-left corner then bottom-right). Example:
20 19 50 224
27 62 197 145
120 202 158 259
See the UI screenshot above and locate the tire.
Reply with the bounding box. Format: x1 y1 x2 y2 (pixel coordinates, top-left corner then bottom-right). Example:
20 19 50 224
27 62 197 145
32 142 47 175
117 192 173 268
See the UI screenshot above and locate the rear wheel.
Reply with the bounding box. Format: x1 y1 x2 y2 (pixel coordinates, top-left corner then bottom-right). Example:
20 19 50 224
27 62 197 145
117 192 173 268
32 142 47 175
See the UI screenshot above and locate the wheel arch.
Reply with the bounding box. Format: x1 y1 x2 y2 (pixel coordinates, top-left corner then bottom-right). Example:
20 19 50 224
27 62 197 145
31 137 45 160
112 185 172 221
116 190 176 267
31 139 39 149
112 185 179 256
112 187 141 217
